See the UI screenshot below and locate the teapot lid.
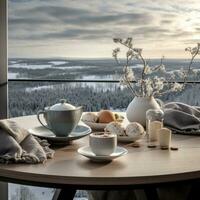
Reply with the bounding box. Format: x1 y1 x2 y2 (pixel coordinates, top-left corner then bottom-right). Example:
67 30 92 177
50 99 76 111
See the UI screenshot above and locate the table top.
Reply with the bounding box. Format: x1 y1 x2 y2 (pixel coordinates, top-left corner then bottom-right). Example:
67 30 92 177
0 114 200 188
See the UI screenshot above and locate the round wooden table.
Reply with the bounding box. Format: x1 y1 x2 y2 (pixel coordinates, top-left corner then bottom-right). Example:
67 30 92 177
0 114 200 200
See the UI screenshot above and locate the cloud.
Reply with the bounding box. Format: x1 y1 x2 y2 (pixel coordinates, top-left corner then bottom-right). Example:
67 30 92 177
8 4 154 41
195 27 200 31
9 5 153 26
9 17 52 25
132 26 171 37
160 19 173 25
14 28 111 40
65 13 153 26
8 0 200 58
22 5 89 17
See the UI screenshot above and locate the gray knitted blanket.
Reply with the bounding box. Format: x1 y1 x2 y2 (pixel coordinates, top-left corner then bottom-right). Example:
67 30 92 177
0 120 54 164
164 102 200 135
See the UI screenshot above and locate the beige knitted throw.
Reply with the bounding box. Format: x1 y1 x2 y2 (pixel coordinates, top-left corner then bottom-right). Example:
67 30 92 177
0 120 54 164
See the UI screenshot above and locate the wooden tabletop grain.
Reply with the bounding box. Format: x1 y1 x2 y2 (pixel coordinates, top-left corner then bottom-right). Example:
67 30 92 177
0 114 200 188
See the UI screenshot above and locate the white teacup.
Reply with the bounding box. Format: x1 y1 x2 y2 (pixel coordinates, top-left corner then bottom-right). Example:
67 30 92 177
89 132 117 156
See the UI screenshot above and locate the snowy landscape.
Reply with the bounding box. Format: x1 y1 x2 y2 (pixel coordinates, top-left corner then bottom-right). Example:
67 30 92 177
8 58 200 117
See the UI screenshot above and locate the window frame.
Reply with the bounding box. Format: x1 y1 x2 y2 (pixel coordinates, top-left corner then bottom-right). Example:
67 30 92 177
0 0 8 198
0 0 8 119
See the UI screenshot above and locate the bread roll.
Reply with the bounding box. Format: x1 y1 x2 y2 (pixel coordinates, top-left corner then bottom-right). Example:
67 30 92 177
82 113 98 123
105 122 125 136
98 110 116 123
126 122 145 138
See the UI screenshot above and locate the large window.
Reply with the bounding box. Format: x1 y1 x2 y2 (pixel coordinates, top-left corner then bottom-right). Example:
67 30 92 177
8 0 200 118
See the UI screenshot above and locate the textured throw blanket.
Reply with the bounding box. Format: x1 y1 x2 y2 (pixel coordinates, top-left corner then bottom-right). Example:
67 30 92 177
164 102 200 135
0 120 54 164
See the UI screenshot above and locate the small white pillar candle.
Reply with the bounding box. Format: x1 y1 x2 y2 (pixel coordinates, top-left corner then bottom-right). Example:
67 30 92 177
148 121 163 141
159 128 171 148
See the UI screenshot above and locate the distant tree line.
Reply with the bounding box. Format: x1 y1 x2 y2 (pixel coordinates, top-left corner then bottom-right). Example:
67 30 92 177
8 82 198 118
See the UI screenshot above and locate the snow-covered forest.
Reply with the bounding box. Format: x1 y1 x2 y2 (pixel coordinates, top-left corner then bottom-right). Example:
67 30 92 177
8 81 199 118
8 58 200 117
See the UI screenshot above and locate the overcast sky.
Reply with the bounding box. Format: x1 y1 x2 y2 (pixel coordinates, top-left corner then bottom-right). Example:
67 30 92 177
8 0 200 58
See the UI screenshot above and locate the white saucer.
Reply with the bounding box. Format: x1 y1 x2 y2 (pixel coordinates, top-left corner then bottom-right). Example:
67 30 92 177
28 124 91 146
78 146 128 162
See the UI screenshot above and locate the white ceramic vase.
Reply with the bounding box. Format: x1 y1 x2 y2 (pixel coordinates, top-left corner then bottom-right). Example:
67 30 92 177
126 96 161 126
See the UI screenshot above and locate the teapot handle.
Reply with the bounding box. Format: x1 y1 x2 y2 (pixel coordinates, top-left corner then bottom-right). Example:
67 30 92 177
155 98 164 109
37 110 51 130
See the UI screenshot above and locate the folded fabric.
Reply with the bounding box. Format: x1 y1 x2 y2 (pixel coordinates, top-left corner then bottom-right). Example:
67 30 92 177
164 102 200 135
0 120 54 164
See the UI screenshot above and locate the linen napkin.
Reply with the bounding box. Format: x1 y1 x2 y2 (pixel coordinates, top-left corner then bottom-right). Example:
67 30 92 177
164 102 200 135
0 119 54 164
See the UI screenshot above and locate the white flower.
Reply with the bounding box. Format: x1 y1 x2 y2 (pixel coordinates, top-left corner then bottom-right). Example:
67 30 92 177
171 83 184 92
125 67 135 82
143 78 152 86
153 77 164 91
144 78 153 96
144 65 152 74
146 85 153 96
119 67 135 87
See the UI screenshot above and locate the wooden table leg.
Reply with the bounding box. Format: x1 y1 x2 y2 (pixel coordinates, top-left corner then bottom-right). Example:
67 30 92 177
52 188 76 200
0 182 8 200
187 184 199 200
144 187 159 200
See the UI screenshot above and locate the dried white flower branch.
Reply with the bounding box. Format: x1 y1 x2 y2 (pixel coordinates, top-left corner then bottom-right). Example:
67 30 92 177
112 38 200 97
184 43 200 83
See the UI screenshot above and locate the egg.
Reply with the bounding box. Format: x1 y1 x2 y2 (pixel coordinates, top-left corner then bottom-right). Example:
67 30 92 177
105 122 125 136
82 113 98 123
125 122 145 140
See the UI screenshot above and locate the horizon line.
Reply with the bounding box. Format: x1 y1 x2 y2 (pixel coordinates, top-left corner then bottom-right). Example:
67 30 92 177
8 57 200 60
